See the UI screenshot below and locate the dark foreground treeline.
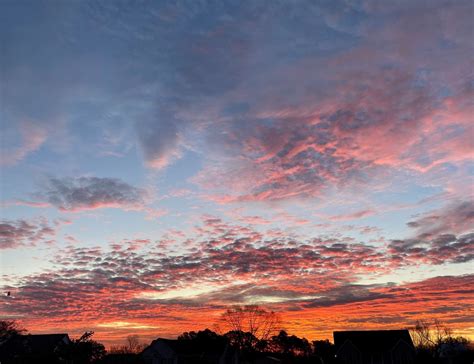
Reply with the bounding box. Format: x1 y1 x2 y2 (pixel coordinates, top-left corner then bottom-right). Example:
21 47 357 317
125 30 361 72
1 319 473 364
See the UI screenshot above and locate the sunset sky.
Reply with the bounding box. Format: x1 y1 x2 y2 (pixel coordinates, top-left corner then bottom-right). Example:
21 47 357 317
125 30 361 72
1 0 473 348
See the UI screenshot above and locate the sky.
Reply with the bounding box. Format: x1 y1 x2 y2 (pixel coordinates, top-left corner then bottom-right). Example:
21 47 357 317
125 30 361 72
1 0 473 347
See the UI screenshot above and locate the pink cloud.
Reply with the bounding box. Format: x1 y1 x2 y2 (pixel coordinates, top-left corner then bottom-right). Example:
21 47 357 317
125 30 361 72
326 209 377 221
0 217 63 249
1 121 47 166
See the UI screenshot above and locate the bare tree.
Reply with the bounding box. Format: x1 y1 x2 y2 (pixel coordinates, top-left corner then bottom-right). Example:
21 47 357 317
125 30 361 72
0 320 26 344
410 319 473 361
410 319 452 350
126 335 146 353
109 335 146 354
218 305 281 342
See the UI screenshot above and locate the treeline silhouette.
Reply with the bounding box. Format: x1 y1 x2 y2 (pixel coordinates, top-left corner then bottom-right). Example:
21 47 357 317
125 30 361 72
0 320 336 364
1 308 473 364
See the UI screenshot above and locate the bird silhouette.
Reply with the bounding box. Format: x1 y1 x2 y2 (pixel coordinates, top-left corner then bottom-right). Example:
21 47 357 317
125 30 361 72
6 291 10 297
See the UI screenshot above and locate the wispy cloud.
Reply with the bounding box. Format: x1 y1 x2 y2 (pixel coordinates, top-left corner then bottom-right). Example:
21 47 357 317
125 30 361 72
0 121 47 166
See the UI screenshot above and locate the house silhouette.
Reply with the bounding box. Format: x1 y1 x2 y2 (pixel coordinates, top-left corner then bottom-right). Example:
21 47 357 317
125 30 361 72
141 337 239 364
333 330 415 364
0 333 70 363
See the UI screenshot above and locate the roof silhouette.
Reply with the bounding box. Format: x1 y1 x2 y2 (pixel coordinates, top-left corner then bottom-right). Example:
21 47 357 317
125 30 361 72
143 337 236 362
0 333 70 360
333 330 414 353
16 334 69 352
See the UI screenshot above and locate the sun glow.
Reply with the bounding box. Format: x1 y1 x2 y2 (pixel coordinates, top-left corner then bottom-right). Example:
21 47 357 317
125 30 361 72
97 321 158 329
138 281 247 300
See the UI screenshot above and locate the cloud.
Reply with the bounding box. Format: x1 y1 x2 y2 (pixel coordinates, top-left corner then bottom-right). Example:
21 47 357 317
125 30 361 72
407 201 474 238
2 234 472 342
36 176 148 212
2 0 472 201
302 285 395 308
283 274 474 339
136 113 184 169
388 233 474 265
1 212 473 343
0 121 47 166
195 61 471 202
327 209 377 221
184 1 473 202
0 218 58 249
387 201 474 265
1 0 473 346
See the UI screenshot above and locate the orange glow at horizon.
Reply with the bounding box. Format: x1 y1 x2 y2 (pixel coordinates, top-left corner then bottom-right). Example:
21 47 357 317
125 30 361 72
7 275 473 348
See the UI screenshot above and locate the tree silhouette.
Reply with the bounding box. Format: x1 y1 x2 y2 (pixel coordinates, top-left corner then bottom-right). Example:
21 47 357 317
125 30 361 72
269 330 312 357
411 319 451 350
0 320 28 364
0 320 26 344
216 305 281 353
224 330 259 352
1 318 472 364
178 328 230 354
410 319 473 363
60 331 106 364
218 305 280 342
313 339 335 363
109 335 146 354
